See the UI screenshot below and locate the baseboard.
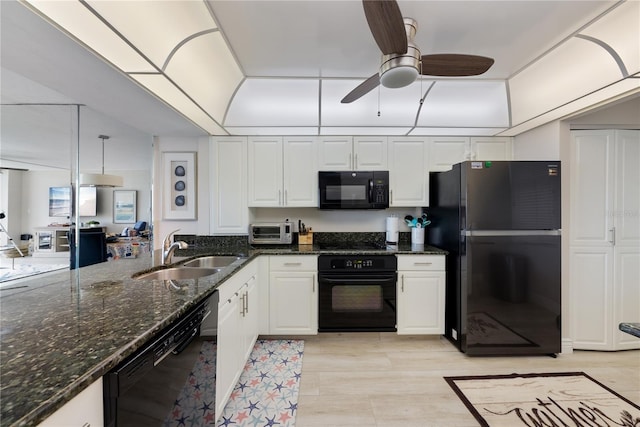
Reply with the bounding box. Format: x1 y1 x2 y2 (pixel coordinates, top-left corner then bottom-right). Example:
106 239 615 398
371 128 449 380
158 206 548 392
561 338 573 354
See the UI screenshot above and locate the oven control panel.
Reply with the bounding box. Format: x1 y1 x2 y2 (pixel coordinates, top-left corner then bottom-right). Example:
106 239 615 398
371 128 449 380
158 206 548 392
318 255 397 272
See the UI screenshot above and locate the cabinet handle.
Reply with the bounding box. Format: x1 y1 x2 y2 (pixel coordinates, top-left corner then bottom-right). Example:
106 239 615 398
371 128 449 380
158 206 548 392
390 190 393 204
354 153 358 168
401 274 404 292
240 293 245 316
284 262 302 266
285 190 288 205
313 274 315 292
609 227 616 246
349 152 352 169
414 262 433 266
245 290 249 314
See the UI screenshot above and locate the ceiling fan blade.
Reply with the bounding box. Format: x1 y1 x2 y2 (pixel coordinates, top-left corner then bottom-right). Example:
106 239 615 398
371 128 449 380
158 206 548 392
362 0 407 55
420 54 495 77
341 74 381 103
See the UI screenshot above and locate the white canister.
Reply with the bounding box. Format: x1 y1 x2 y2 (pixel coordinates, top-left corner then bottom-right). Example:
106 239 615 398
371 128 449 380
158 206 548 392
386 216 399 245
411 227 425 245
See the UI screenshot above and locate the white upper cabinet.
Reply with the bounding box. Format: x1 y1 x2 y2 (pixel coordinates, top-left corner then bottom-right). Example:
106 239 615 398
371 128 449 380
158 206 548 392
428 136 512 171
248 136 318 207
428 137 470 172
388 136 429 207
470 137 512 161
318 136 387 170
210 136 248 234
283 136 318 206
317 136 352 170
248 136 283 206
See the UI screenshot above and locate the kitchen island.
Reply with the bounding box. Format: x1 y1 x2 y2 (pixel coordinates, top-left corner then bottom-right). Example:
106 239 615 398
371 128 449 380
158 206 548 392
0 241 445 426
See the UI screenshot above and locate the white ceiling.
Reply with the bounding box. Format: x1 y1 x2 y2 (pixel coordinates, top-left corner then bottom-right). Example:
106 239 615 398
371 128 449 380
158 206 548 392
0 0 637 163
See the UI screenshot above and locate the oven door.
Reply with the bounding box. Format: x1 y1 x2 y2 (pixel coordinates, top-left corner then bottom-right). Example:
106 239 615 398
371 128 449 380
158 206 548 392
319 171 376 209
318 272 397 332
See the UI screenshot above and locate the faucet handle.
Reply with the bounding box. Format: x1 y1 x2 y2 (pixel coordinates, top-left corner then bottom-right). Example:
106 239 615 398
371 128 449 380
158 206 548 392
163 228 181 249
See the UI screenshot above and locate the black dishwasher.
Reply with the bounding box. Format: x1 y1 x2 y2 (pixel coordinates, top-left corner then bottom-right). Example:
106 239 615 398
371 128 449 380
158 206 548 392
104 291 218 426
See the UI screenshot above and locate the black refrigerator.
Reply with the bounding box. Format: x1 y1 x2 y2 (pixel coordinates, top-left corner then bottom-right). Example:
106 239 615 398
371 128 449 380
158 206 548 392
427 161 561 356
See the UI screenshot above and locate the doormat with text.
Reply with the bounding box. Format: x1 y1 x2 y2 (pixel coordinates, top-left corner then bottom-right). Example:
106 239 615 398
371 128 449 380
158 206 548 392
445 372 640 427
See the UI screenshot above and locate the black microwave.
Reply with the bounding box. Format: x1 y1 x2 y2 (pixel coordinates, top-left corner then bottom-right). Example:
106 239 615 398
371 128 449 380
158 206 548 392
319 171 389 209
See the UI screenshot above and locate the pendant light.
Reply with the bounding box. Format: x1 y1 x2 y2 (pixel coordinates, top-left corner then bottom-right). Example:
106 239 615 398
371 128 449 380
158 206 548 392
80 135 123 187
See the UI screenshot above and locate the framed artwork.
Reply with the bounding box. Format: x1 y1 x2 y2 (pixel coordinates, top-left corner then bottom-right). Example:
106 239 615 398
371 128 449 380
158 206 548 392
113 190 137 223
163 152 197 220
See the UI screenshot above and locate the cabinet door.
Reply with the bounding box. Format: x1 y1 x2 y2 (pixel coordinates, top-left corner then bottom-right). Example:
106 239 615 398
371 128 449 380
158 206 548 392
470 137 512 160
428 137 469 171
210 136 248 234
318 136 352 170
242 276 260 360
614 246 640 349
248 136 283 206
283 137 318 206
388 137 429 206
354 136 387 170
570 130 615 246
614 130 640 249
216 293 242 416
38 378 103 427
269 271 318 334
397 271 445 334
570 246 614 350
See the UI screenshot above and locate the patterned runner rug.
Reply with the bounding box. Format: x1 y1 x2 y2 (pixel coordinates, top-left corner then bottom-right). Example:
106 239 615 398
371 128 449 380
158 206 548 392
163 339 304 427
445 372 640 427
218 339 304 427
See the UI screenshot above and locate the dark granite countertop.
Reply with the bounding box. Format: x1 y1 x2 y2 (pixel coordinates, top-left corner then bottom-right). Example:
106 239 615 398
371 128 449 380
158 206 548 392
0 241 446 426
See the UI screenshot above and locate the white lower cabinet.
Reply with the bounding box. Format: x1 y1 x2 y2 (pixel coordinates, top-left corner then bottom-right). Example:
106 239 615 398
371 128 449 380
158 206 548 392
269 255 318 335
37 378 103 427
397 255 446 335
216 260 259 418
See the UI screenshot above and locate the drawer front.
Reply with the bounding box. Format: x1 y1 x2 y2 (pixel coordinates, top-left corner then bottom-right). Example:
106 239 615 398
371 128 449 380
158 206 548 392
270 255 317 271
397 255 445 271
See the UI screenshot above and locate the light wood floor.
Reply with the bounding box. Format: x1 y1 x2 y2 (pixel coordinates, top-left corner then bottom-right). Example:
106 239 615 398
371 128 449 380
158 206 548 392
294 333 640 427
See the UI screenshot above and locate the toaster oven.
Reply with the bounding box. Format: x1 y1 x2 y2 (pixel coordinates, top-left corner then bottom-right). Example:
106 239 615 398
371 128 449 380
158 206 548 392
249 222 293 245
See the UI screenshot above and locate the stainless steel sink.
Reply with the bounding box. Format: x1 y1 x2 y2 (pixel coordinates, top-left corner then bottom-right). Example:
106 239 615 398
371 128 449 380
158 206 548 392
182 255 241 269
132 267 221 281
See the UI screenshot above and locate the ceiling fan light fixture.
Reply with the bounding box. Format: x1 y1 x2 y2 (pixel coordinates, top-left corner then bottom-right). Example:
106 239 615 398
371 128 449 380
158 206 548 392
379 43 421 89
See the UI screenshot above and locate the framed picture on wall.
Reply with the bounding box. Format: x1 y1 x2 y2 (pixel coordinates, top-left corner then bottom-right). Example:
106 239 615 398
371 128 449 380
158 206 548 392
113 190 137 223
162 152 197 220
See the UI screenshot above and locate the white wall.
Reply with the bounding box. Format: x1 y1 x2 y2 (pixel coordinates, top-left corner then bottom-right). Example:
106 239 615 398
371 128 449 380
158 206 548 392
512 121 561 160
17 170 151 236
250 207 421 234
0 169 24 246
153 136 211 249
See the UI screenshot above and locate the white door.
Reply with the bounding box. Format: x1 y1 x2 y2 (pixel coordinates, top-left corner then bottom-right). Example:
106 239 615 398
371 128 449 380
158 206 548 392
388 137 429 206
397 271 445 334
354 136 388 170
318 136 352 170
269 271 318 334
210 137 248 234
470 137 512 160
283 137 318 206
248 136 283 206
428 136 469 171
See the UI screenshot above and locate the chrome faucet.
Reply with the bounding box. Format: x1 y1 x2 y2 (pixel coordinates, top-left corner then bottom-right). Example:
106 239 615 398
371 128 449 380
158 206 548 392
162 229 188 265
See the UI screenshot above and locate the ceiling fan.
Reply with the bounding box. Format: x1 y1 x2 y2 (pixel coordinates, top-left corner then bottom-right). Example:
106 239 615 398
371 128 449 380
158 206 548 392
341 0 494 103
